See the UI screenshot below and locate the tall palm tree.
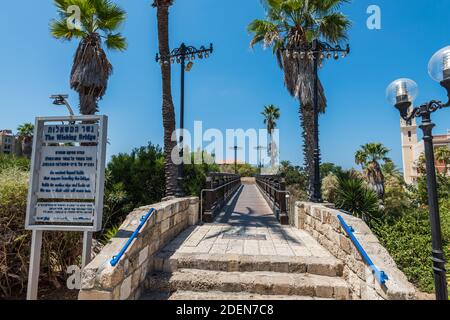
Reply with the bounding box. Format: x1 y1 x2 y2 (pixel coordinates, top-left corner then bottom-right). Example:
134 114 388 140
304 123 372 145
50 0 127 115
249 0 351 193
261 104 280 167
17 123 34 158
152 0 177 196
435 146 450 176
261 104 280 135
355 143 391 199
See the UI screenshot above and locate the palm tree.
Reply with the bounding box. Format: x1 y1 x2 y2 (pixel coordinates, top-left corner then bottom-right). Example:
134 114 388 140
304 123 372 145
261 104 280 135
355 143 391 199
261 104 280 168
50 0 127 115
249 0 351 193
435 146 450 176
152 0 178 196
17 123 34 158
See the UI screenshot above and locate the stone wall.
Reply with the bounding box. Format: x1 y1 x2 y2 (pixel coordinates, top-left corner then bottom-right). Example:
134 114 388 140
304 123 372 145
78 197 199 300
294 202 416 300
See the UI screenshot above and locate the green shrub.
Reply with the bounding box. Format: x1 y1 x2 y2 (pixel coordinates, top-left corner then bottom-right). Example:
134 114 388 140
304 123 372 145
106 143 165 209
183 160 220 197
322 173 339 204
279 161 308 189
0 154 30 173
99 225 120 246
219 163 258 177
0 168 30 298
334 173 381 223
101 142 166 236
0 168 81 298
383 174 412 218
371 209 435 293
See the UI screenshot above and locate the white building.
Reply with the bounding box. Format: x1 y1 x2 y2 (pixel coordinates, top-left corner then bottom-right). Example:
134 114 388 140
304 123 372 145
401 114 450 184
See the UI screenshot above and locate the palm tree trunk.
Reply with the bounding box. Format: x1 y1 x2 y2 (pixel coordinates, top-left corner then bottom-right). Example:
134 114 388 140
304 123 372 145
300 103 315 195
156 3 177 196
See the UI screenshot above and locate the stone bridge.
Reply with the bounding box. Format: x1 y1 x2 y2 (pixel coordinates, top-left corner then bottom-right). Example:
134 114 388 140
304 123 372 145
79 177 416 300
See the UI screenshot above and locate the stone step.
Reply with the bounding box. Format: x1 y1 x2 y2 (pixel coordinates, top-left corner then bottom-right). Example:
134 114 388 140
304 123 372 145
145 269 350 300
153 252 343 277
168 290 334 300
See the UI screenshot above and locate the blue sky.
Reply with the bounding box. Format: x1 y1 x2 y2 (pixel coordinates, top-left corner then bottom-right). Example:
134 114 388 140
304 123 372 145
0 0 449 170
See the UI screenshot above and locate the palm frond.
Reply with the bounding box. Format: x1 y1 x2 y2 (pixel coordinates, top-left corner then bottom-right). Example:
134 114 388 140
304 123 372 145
105 33 127 51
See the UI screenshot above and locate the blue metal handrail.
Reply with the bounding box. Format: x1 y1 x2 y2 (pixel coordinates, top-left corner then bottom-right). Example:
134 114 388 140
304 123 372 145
110 208 155 267
337 213 389 285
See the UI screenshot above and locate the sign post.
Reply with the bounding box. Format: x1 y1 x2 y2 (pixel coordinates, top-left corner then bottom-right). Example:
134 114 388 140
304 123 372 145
25 115 107 300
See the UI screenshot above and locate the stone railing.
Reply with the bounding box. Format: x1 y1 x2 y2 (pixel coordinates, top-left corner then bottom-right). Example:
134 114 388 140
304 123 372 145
78 197 199 300
294 202 416 300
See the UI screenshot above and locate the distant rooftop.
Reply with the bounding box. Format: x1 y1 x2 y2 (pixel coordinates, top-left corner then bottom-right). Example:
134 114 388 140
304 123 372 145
0 130 13 136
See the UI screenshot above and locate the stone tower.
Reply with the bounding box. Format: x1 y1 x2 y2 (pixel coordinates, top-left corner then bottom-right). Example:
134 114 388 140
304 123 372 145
400 109 418 184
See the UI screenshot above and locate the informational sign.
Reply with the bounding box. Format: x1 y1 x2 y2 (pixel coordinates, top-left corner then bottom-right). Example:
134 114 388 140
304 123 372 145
35 202 95 223
26 116 107 232
37 146 97 199
42 124 99 144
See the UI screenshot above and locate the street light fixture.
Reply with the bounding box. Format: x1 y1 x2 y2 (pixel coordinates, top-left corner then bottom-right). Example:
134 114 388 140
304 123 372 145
283 40 350 203
50 94 75 116
156 43 214 198
386 45 450 301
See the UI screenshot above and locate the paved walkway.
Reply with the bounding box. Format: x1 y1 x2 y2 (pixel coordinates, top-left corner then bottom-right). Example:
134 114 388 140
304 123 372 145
157 184 332 258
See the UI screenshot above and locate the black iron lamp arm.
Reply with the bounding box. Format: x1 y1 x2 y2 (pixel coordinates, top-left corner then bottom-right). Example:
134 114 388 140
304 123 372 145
283 40 350 54
156 43 213 62
401 100 450 123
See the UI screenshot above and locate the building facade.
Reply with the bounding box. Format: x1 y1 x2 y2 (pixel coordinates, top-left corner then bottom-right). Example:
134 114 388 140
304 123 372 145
0 130 22 156
401 115 450 184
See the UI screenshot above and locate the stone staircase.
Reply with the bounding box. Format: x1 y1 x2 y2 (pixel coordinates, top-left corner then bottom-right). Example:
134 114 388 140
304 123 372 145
142 251 350 300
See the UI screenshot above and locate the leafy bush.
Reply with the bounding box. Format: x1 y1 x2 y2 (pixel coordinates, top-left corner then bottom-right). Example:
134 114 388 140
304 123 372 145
101 143 165 235
320 162 343 179
0 167 81 299
106 143 165 209
279 161 308 188
183 155 220 197
371 209 435 292
99 224 120 246
0 168 30 297
371 202 450 295
0 154 30 173
219 163 258 177
382 173 413 218
322 173 339 204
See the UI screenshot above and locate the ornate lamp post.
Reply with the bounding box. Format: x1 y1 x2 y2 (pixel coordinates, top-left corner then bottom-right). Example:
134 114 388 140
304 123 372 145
284 40 350 203
386 45 450 300
156 43 213 197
